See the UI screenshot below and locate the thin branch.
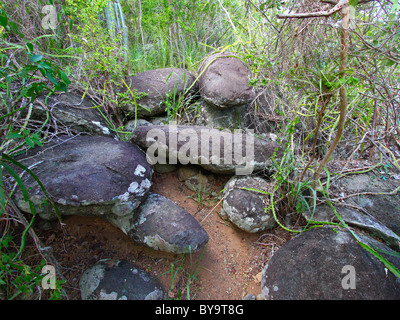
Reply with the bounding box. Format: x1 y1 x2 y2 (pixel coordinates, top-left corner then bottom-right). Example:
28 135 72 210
277 0 376 19
276 0 349 19
246 0 280 33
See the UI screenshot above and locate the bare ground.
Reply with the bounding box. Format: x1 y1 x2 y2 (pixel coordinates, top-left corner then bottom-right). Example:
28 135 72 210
30 168 296 300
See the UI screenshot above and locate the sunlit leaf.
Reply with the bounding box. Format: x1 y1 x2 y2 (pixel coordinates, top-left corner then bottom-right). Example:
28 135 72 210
29 54 43 63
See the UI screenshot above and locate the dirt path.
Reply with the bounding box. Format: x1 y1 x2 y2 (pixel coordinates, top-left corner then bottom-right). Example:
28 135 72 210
36 169 294 300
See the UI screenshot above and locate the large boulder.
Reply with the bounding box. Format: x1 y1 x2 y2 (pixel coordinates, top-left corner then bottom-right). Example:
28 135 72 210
221 176 276 233
261 226 400 300
130 125 282 175
80 259 166 300
115 193 209 254
119 68 198 118
198 52 255 108
14 135 153 221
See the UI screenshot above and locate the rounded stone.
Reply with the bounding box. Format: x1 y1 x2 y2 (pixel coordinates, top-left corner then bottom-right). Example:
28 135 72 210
261 227 400 300
14 135 153 220
198 52 255 108
80 259 166 300
221 176 276 233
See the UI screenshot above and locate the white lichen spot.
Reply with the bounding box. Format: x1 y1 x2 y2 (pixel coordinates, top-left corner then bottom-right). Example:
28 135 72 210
57 198 67 205
128 182 140 193
118 192 130 202
144 234 176 253
145 288 165 300
134 164 146 177
80 264 106 300
131 268 138 274
141 179 151 189
99 289 119 300
91 121 111 135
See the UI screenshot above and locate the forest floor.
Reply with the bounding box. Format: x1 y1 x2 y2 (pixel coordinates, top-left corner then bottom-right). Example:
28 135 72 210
30 168 297 300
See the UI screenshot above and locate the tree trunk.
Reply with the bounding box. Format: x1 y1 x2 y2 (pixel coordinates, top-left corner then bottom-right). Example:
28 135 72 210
311 5 350 190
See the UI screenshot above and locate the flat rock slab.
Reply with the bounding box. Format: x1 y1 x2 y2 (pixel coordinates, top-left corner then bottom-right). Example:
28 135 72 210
130 125 282 175
303 172 400 246
198 52 255 108
14 135 153 221
124 193 209 254
221 176 276 233
337 172 400 236
120 68 197 118
261 226 400 300
34 92 112 136
80 259 166 300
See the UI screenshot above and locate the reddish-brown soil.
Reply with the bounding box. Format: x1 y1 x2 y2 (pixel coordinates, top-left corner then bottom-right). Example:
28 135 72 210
33 169 295 300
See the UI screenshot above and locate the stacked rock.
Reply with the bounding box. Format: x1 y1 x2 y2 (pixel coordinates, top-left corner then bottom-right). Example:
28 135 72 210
196 51 255 129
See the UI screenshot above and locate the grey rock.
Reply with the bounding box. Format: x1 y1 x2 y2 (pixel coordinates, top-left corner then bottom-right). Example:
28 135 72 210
303 172 400 246
337 172 400 236
120 68 198 118
153 163 178 174
80 259 166 300
243 293 256 300
125 193 209 254
124 118 153 131
14 135 153 222
256 293 265 300
198 52 255 108
261 226 400 300
148 116 170 126
221 176 276 233
178 165 210 192
306 204 400 247
130 125 282 175
195 100 247 129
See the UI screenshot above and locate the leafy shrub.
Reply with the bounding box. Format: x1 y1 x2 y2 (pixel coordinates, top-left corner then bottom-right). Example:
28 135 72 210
1 7 68 299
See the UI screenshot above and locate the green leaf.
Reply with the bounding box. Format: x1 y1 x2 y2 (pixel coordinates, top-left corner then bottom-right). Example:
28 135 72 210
24 137 35 148
26 42 33 53
7 132 23 139
55 82 67 92
382 59 396 67
8 21 19 34
346 77 359 86
0 15 8 28
1 235 13 249
29 54 43 63
0 165 4 216
392 0 400 12
389 13 396 21
239 187 270 195
349 0 358 6
45 71 59 86
59 71 70 85
357 241 400 279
